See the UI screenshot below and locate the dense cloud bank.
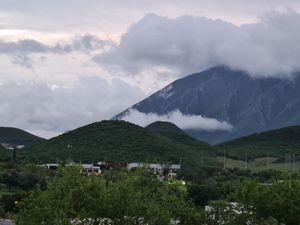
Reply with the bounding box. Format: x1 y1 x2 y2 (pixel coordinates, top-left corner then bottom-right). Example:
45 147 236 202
121 109 233 131
96 10 300 78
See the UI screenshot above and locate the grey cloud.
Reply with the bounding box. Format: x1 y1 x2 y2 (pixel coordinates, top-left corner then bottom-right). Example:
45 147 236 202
95 10 300 78
12 54 34 69
1 0 300 32
0 34 114 55
0 77 144 138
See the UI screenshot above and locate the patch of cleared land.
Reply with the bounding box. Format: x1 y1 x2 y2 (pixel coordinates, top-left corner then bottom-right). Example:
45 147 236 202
217 156 300 172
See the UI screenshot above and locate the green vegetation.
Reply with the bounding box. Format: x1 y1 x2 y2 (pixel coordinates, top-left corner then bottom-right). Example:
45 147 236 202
218 126 300 160
0 127 45 146
16 167 203 225
26 120 218 168
0 147 12 162
15 166 300 225
145 121 186 135
0 163 55 218
217 156 300 172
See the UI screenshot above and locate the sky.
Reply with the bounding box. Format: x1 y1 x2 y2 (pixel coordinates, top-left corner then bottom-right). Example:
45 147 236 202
1 0 300 138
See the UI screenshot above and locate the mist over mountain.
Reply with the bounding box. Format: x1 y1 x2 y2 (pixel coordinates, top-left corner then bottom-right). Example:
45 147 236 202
117 66 300 144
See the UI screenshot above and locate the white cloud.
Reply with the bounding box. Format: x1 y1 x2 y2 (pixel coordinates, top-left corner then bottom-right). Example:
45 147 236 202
120 109 233 131
0 77 144 138
95 10 300 78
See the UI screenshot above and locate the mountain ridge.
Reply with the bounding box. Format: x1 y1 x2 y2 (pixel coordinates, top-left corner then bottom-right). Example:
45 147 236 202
116 66 300 144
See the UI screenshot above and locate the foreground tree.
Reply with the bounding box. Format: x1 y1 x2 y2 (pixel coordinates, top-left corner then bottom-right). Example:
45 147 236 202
236 178 300 225
16 167 204 225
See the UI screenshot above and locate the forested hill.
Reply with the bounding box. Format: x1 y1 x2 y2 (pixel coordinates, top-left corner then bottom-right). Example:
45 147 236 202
145 121 211 148
145 121 186 135
0 127 45 146
26 120 218 167
218 125 300 160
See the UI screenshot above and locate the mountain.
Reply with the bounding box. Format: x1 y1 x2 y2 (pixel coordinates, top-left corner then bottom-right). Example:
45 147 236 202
218 126 300 160
116 66 300 144
0 127 45 146
26 120 218 168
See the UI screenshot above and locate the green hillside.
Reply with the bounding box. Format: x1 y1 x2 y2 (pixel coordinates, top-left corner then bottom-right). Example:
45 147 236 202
0 127 45 146
0 146 12 161
146 121 186 135
26 120 218 168
218 126 300 160
146 121 211 148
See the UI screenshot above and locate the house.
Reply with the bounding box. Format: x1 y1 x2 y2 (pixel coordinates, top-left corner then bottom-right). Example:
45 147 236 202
127 163 181 178
81 164 101 176
44 163 60 170
1 143 14 150
16 145 25 149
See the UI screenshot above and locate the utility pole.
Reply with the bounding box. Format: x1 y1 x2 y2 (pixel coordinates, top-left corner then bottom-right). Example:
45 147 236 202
223 150 226 170
289 153 291 171
201 151 204 168
292 153 295 172
285 154 287 170
13 148 16 163
245 152 248 170
267 152 270 170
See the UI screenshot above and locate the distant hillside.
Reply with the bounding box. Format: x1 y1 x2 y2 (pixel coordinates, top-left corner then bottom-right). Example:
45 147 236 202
0 146 12 161
146 121 211 148
146 121 186 135
0 127 45 146
26 120 218 168
218 126 300 160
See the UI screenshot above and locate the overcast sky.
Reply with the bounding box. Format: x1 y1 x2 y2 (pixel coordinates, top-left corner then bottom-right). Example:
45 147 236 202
1 0 300 138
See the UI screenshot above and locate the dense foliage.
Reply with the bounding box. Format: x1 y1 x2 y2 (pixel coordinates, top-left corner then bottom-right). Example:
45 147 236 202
0 127 44 146
0 163 54 218
16 168 204 225
26 120 217 168
145 121 186 135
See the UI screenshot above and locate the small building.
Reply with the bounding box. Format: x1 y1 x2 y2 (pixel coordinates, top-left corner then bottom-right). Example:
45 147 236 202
127 163 181 178
168 164 181 178
81 164 101 176
16 145 25 149
44 163 60 170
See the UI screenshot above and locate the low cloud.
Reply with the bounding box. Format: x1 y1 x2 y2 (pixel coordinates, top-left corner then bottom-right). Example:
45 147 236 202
0 77 144 138
95 10 300 78
120 109 233 131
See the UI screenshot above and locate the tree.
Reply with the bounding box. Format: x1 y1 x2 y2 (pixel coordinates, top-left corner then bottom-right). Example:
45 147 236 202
235 179 300 225
16 167 204 225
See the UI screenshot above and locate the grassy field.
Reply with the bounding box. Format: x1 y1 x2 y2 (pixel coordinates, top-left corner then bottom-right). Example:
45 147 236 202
0 190 13 197
217 156 300 172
